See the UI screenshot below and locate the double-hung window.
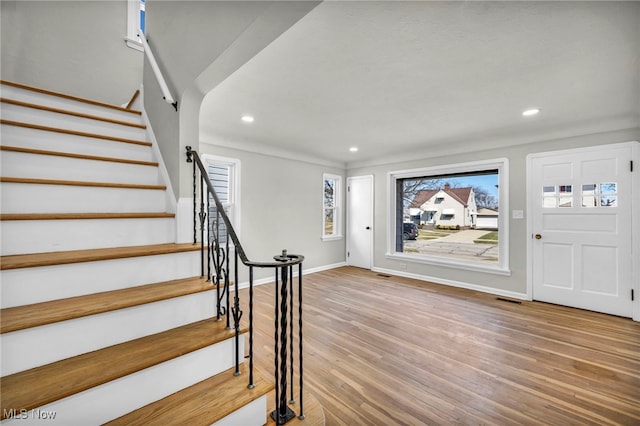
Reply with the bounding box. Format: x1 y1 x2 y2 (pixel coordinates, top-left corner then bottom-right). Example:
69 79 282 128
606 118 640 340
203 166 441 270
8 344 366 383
125 0 146 51
323 174 342 240
204 155 240 245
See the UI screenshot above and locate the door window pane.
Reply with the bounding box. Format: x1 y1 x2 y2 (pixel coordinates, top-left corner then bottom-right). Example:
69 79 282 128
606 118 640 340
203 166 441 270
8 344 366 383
600 182 617 194
559 185 572 194
601 196 617 207
559 197 573 208
582 184 596 194
542 186 556 208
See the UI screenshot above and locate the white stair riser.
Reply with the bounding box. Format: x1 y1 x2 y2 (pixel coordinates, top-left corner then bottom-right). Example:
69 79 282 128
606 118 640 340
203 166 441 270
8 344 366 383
1 252 202 308
1 151 160 185
0 85 143 124
1 339 244 425
0 124 154 162
1 290 217 375
1 102 147 141
0 86 264 425
1 183 167 214
1 218 176 255
213 397 268 426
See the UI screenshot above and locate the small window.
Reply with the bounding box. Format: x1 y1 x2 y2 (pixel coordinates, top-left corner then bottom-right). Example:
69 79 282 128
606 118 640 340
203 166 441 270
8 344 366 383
323 174 342 240
203 155 240 245
126 0 146 51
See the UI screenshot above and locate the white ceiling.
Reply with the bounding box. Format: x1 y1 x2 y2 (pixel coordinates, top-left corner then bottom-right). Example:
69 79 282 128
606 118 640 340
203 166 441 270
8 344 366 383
200 1 640 169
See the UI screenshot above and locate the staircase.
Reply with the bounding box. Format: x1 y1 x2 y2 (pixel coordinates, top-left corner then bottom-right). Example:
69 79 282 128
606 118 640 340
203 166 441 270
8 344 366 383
0 81 273 425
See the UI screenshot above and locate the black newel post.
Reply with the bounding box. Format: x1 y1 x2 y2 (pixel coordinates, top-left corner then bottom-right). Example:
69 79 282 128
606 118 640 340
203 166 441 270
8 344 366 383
271 250 296 425
298 261 305 419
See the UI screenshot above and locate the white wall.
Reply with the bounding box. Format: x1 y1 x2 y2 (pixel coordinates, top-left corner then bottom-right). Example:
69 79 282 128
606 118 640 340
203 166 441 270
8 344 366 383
0 1 142 105
142 1 320 200
199 142 346 283
348 127 640 296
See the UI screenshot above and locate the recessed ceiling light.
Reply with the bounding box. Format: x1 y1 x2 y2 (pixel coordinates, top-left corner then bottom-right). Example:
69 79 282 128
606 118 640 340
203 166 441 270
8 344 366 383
241 115 254 123
522 108 540 117
349 147 359 152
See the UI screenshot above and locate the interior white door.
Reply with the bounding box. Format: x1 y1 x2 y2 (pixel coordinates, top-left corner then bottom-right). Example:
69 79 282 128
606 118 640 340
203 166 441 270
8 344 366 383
347 175 373 269
530 143 635 317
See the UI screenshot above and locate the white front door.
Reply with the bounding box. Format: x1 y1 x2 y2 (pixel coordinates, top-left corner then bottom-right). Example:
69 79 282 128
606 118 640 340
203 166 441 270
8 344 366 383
347 175 373 269
529 142 637 318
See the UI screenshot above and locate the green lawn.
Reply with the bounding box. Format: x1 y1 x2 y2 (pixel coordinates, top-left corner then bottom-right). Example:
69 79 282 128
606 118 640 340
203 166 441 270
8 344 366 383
418 229 453 239
474 231 499 244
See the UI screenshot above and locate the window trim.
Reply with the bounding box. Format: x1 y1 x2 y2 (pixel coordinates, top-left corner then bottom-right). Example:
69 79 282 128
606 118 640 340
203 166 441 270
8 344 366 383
125 0 145 52
202 154 241 241
387 158 510 275
322 173 343 241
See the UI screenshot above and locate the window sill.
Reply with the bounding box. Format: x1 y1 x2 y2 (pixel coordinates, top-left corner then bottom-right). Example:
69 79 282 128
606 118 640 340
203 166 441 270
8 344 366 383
322 235 343 242
125 37 144 52
386 252 511 276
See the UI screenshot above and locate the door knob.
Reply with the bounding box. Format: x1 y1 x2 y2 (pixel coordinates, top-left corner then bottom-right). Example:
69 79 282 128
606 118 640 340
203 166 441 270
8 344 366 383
366 226 371 230
534 234 542 240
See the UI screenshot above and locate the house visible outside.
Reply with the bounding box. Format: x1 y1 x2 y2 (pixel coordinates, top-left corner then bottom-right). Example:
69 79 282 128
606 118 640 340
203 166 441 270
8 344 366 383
397 168 503 266
409 183 478 229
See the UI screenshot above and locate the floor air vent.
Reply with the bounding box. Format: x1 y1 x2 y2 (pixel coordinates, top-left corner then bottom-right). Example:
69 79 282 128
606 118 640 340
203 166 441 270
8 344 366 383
496 297 522 304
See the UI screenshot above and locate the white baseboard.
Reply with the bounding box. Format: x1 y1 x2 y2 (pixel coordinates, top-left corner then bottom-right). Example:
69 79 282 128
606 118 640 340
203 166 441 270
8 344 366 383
372 267 528 300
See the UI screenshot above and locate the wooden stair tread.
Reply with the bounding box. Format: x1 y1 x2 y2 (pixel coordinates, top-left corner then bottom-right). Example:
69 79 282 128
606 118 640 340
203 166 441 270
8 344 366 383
0 243 201 270
0 145 158 167
0 80 142 115
0 319 245 418
1 277 213 334
105 363 274 426
0 176 166 190
0 119 151 146
0 212 175 221
0 98 146 129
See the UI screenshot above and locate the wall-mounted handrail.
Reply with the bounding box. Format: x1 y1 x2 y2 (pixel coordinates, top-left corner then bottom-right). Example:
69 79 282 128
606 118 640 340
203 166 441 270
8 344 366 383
186 146 306 424
138 29 178 111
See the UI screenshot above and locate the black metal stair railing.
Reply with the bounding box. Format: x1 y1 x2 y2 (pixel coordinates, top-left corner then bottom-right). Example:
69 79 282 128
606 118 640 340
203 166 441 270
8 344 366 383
186 146 305 424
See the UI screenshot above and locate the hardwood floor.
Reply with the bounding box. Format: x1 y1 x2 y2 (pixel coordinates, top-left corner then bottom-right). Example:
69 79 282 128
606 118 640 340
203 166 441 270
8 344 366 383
239 266 640 425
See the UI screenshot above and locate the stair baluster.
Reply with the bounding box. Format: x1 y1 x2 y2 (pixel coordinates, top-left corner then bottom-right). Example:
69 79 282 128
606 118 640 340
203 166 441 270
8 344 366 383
186 146 305 423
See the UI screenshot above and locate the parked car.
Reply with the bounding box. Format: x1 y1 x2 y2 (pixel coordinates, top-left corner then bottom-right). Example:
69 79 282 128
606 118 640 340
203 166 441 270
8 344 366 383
403 222 418 240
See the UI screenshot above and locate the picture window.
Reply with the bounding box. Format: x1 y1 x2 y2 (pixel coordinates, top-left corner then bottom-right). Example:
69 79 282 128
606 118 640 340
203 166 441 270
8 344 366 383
388 158 509 275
